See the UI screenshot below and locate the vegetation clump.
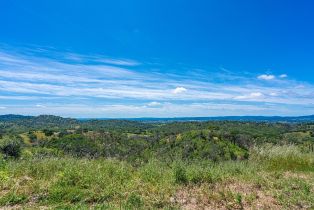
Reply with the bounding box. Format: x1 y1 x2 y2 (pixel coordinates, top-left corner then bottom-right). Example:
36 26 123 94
0 137 21 158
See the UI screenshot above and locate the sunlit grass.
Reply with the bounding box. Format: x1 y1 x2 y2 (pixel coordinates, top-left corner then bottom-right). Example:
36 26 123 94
0 145 313 209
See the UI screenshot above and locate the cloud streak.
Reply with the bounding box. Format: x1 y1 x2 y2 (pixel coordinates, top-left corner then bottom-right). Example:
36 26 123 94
0 46 313 117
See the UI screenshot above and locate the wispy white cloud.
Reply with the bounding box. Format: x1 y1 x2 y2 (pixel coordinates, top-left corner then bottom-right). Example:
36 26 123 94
234 92 264 100
61 52 141 66
95 58 140 66
269 92 278 96
173 87 187 94
258 74 275 80
35 104 46 108
279 74 288 78
146 101 162 107
0 46 313 117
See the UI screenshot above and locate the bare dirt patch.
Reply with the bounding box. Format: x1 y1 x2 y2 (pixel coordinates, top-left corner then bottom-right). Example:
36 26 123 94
171 182 282 210
283 171 314 181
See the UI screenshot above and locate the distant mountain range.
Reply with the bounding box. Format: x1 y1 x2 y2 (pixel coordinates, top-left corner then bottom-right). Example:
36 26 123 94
0 114 78 129
0 114 34 121
126 115 314 123
1 114 314 123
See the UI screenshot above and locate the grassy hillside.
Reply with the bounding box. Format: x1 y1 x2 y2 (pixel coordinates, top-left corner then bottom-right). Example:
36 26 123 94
0 116 313 209
1 147 313 209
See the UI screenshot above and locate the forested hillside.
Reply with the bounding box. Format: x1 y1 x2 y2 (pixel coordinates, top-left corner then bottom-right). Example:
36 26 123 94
0 115 313 209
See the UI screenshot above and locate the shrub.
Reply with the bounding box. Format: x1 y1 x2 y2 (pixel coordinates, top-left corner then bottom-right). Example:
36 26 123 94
45 134 100 157
0 137 21 158
43 129 54 136
173 163 188 184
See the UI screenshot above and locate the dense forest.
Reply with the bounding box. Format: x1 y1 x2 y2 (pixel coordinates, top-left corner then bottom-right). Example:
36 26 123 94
0 115 313 209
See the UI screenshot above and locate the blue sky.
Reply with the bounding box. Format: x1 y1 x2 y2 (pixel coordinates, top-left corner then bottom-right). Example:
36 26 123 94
0 0 314 117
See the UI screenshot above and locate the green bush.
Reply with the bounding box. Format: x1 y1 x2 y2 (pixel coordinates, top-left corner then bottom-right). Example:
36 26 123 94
45 134 100 157
173 163 188 184
0 137 21 158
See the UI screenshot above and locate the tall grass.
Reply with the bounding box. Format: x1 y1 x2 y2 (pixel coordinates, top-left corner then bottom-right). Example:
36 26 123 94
0 157 177 209
0 145 313 209
250 144 314 171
